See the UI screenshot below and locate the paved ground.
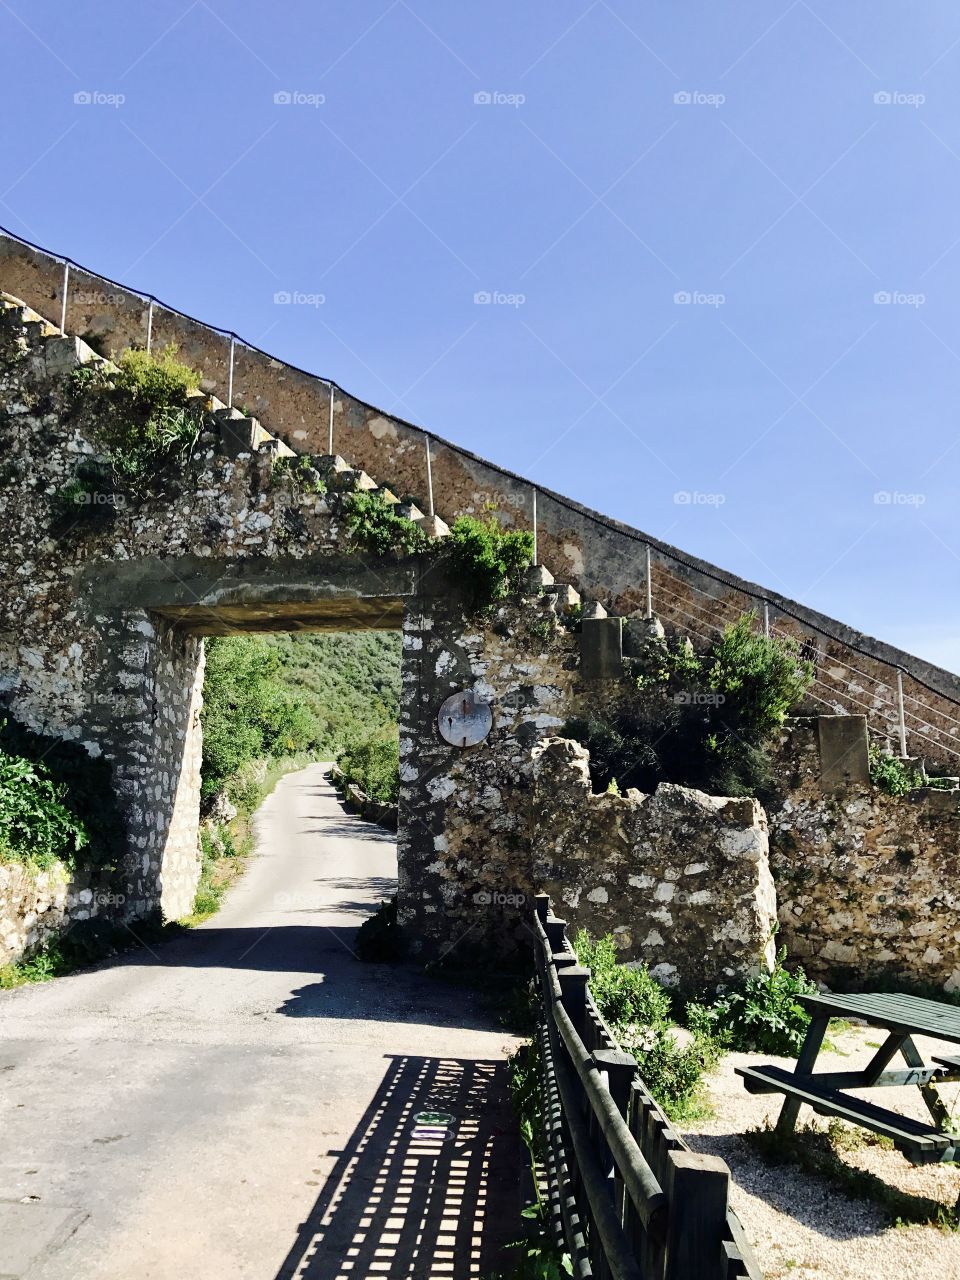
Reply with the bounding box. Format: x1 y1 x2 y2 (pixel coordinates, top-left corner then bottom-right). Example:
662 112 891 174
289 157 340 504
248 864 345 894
0 763 523 1279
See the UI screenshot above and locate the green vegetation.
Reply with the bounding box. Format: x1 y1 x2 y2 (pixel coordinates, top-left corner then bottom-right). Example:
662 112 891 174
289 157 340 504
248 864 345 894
0 748 88 870
564 613 813 797
495 1041 573 1279
574 930 721 1121
69 344 204 488
0 718 124 872
271 452 326 494
687 947 818 1056
869 745 926 796
442 515 534 612
745 1119 959 1230
343 490 429 556
337 732 399 804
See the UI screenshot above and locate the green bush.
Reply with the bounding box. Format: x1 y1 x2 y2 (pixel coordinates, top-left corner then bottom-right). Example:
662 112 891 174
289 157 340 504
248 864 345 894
0 749 88 869
687 947 818 1056
343 490 429 556
573 931 719 1121
0 718 122 872
442 515 534 611
338 733 399 804
869 744 925 796
564 614 813 797
70 344 203 487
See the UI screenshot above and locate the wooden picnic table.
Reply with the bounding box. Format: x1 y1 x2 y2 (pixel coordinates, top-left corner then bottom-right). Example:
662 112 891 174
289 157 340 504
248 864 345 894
736 991 960 1165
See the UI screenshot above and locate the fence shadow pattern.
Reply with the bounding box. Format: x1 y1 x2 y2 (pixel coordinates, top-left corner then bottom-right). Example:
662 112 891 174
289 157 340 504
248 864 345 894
533 896 763 1280
274 1054 520 1279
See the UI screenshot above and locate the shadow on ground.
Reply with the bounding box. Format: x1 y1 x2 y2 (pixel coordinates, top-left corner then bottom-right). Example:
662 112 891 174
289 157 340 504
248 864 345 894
274 1053 525 1279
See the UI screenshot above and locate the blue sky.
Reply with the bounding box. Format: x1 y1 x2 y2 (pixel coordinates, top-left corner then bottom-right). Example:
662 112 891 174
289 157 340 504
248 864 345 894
1 2 958 669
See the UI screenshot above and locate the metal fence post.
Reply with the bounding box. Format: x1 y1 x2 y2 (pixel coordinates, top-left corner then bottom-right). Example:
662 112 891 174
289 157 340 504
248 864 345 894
227 336 235 408
145 298 154 353
425 433 435 517
328 383 335 455
645 545 653 619
532 487 538 564
897 670 908 757
59 262 69 335
763 601 770 638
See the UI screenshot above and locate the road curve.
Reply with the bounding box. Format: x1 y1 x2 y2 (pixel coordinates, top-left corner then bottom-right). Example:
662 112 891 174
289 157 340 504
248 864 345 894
0 763 522 1279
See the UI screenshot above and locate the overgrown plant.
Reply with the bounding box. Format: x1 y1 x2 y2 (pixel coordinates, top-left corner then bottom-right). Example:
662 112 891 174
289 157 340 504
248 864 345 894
441 515 534 612
869 744 925 797
564 613 814 797
0 748 89 870
272 453 326 495
573 930 720 1121
686 947 818 1056
69 344 204 489
342 490 429 556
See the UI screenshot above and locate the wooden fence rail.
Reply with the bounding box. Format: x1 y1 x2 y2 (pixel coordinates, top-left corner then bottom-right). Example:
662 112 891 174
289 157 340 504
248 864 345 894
532 894 763 1280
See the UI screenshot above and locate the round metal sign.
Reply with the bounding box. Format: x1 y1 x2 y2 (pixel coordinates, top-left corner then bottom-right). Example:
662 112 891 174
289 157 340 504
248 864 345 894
437 689 493 747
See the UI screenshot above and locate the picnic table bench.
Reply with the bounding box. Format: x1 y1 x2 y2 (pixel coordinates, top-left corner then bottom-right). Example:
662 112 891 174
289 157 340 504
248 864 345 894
735 991 960 1164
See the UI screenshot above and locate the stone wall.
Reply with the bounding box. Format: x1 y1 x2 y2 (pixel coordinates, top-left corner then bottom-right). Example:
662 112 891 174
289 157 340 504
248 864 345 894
0 861 116 966
530 737 777 989
3 233 958 763
766 720 960 992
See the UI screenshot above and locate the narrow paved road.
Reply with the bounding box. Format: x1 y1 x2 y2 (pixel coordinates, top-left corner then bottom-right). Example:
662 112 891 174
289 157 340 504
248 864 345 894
0 764 523 1279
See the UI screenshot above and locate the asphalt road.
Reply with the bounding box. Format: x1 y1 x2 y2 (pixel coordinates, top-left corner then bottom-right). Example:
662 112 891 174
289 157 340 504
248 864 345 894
0 763 522 1279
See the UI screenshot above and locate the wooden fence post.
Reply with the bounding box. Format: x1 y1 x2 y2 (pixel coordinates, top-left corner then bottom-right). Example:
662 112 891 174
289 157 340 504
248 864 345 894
557 966 591 1040
663 1150 730 1280
535 893 551 924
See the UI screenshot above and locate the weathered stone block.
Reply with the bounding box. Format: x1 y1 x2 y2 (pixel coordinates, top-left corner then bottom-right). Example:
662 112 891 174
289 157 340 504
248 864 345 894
817 714 870 789
580 617 623 679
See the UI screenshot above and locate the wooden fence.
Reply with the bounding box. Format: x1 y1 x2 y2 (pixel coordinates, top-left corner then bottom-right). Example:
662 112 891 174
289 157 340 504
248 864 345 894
532 895 762 1280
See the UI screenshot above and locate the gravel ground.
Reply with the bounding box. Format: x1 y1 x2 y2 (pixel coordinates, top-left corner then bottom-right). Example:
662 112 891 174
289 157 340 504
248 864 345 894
681 1025 960 1280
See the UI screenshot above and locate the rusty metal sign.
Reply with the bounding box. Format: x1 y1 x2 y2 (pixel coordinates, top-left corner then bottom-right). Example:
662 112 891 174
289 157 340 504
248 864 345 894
437 689 492 747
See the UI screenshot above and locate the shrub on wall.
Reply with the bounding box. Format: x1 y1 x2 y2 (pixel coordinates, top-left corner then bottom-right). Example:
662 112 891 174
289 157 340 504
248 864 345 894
69 344 204 488
441 515 534 612
337 732 399 804
343 491 429 557
0 718 123 871
565 613 814 797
